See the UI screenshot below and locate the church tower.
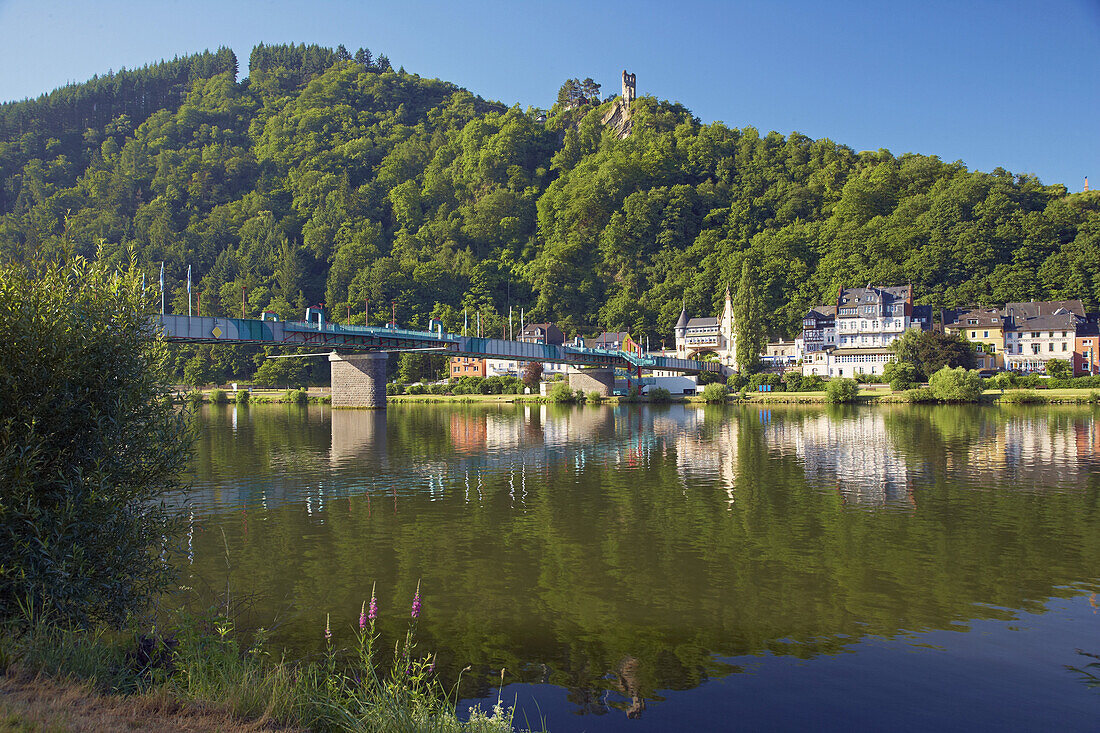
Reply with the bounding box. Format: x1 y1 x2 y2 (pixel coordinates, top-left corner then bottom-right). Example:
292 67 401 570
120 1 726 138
721 286 737 371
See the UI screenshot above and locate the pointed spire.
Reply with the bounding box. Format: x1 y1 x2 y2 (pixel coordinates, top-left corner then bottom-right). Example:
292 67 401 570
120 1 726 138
675 305 688 330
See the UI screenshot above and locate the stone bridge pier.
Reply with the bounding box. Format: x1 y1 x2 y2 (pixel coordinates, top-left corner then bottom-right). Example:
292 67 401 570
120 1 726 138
568 367 615 397
330 351 388 408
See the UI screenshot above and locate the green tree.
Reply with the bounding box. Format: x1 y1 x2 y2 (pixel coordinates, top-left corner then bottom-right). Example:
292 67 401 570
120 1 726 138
734 260 765 374
0 255 190 626
892 330 977 380
883 360 922 391
1045 357 1072 379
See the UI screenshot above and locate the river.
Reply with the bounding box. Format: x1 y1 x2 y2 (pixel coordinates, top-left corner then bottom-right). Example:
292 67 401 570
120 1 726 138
180 402 1100 730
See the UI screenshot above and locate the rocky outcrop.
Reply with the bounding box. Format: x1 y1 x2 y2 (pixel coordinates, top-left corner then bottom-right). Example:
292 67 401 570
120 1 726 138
601 97 632 139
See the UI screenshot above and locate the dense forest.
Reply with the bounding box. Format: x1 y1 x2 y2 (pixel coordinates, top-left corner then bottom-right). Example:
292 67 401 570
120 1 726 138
3 44 1099 383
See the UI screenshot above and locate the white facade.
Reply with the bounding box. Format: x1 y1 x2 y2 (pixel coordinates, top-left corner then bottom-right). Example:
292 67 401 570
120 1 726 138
673 288 738 372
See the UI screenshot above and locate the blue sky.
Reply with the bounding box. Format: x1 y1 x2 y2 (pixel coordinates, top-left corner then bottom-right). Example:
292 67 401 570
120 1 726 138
0 0 1096 190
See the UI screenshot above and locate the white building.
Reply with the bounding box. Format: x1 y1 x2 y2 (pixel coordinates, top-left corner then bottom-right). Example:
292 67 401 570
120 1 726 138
1002 301 1082 372
672 287 738 372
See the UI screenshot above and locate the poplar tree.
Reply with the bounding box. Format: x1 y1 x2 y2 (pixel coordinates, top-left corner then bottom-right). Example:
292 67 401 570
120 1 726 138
735 259 764 374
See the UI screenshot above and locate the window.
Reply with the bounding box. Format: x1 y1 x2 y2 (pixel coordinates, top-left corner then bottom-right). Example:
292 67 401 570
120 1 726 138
983 331 989 338
971 331 978 338
1032 332 1039 339
968 319 978 325
1062 343 1068 351
1062 331 1068 338
1032 344 1041 355
1049 343 1055 352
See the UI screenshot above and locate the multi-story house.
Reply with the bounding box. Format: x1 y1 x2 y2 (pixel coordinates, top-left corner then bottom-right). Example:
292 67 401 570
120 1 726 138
835 285 930 347
800 285 931 377
801 306 836 353
942 307 1005 371
450 356 487 378
519 323 565 346
1003 300 1083 373
587 331 641 353
1076 321 1100 375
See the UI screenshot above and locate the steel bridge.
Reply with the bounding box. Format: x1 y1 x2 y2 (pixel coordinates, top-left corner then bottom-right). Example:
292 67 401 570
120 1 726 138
157 314 716 407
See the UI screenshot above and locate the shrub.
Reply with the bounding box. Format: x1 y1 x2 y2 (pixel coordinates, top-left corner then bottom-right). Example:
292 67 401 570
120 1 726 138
799 374 826 392
825 378 859 404
928 366 984 403
547 382 576 403
521 361 544 389
697 370 723 385
386 382 406 395
0 256 190 627
782 371 803 392
186 390 204 405
407 384 427 395
884 360 921 391
235 389 250 405
905 387 937 403
587 390 604 404
726 373 746 391
701 383 729 403
429 383 447 395
998 390 1049 404
648 387 672 402
285 389 309 404
209 388 228 404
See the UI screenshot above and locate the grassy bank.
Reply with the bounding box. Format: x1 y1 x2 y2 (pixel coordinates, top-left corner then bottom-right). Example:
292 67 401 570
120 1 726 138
1 600 538 733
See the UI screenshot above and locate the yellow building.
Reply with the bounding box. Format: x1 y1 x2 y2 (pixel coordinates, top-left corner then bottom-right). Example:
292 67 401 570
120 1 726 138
942 307 1005 371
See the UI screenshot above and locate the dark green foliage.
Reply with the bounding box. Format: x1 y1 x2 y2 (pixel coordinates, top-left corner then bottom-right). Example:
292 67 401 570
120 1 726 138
4 43 1100 387
586 390 604 404
0 256 190 627
208 388 228 404
825 378 859 403
892 330 977 380
735 260 765 374
726 373 746 391
883 360 922 391
998 390 1048 404
235 388 250 405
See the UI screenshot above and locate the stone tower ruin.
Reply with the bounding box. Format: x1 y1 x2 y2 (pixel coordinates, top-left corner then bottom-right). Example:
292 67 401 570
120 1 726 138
621 70 636 103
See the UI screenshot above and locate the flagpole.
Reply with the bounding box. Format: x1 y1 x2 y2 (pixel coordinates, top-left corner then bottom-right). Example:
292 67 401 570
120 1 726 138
159 262 165 315
187 265 192 317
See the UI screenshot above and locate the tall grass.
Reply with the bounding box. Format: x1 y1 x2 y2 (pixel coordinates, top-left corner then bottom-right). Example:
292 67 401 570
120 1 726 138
1 587 541 733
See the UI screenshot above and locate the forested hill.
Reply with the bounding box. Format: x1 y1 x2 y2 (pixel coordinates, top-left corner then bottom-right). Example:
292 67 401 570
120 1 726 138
3 43 1099 347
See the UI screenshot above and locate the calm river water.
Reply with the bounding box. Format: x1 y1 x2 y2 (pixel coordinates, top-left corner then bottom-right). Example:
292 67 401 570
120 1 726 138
181 403 1100 731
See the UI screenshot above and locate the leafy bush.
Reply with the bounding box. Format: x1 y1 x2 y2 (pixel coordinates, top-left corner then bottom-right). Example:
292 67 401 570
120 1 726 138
386 382 406 395
697 370 723 385
928 366 984 403
186 390 204 405
407 384 427 395
905 387 937 403
726 373 746 391
749 373 782 392
547 382 576 403
1045 358 1072 380
825 378 859 404
586 390 604 404
235 389 250 405
998 390 1049 404
701 383 729 403
648 387 672 402
209 389 228 404
285 389 309 404
0 256 190 627
798 374 826 392
781 371 803 391
884 360 922 391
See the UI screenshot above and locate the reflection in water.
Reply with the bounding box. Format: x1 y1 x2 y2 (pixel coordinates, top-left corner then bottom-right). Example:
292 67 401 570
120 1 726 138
180 403 1100 727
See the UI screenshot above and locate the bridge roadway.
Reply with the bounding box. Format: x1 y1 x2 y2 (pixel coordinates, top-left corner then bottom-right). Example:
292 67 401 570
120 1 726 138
157 314 717 407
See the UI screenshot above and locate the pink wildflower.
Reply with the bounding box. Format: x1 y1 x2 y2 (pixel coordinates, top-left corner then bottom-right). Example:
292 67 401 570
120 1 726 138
411 580 421 619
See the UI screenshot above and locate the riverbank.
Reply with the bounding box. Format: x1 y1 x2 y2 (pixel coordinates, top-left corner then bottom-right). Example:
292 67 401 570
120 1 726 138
0 609 535 733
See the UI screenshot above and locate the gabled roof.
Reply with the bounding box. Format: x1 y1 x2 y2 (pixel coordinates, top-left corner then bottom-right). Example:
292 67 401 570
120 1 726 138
1005 300 1085 318
686 316 719 328
804 305 837 319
